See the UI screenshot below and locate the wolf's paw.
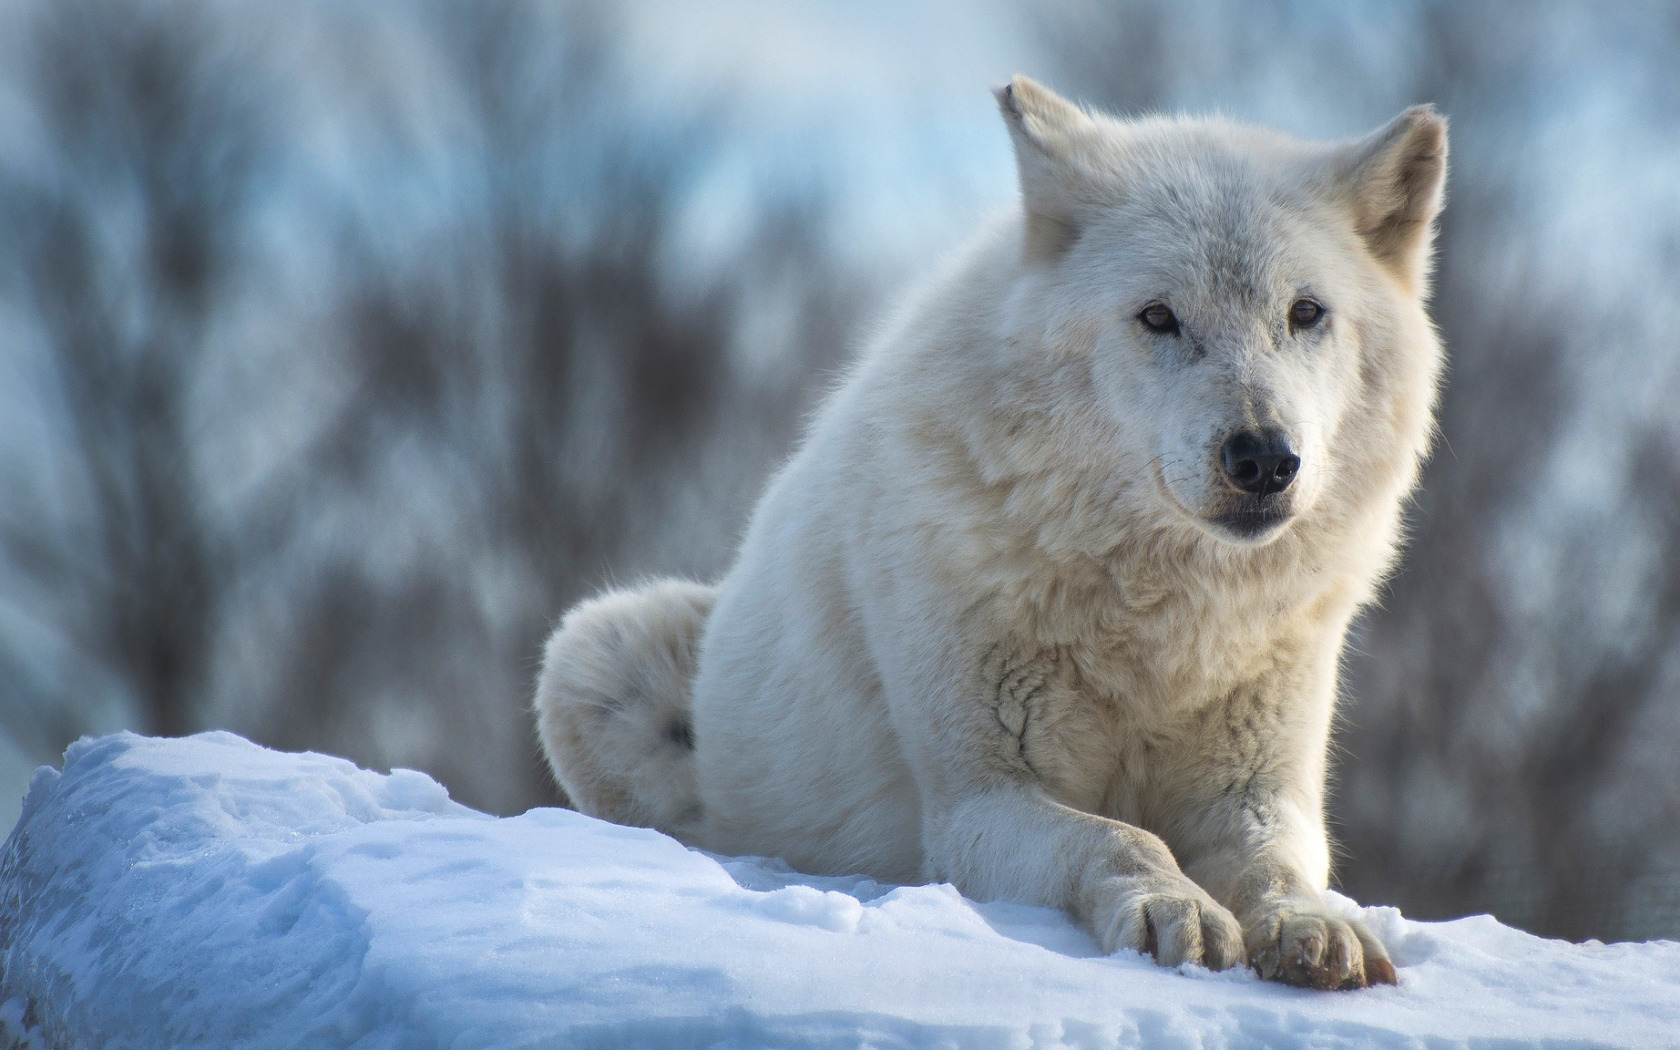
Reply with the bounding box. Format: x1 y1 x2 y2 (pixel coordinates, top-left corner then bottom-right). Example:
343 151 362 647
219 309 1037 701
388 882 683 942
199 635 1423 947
1245 907 1396 990
1090 875 1246 971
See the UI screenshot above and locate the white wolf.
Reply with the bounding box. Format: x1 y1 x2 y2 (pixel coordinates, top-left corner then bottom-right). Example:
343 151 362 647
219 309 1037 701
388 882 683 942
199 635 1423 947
536 75 1446 990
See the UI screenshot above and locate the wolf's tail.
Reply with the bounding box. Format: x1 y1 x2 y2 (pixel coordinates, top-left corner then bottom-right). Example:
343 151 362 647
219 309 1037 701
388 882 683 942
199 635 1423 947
534 578 713 839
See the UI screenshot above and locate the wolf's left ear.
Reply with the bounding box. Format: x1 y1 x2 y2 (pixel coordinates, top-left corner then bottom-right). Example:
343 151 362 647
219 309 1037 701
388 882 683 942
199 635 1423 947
1334 106 1448 290
995 75 1105 261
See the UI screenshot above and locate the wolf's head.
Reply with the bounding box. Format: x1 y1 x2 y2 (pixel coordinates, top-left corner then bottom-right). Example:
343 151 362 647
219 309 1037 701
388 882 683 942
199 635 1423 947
994 77 1446 548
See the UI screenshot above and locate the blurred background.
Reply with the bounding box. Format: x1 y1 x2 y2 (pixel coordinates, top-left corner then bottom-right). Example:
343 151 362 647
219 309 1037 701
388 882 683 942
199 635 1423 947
3 0 1680 945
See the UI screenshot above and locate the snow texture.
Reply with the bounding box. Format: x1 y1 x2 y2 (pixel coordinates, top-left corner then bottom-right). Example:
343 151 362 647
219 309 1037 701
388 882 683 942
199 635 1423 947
2 733 1677 1049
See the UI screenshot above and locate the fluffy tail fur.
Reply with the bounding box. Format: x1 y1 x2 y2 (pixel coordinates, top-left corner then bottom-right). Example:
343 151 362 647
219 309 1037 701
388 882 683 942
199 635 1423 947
534 578 713 839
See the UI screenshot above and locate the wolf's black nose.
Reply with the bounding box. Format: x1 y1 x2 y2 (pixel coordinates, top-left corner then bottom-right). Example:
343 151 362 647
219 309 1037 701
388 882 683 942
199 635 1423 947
1220 429 1300 496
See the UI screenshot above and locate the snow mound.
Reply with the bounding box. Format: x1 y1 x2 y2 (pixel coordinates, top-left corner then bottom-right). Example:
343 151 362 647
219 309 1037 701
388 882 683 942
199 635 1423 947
2 734 1677 1048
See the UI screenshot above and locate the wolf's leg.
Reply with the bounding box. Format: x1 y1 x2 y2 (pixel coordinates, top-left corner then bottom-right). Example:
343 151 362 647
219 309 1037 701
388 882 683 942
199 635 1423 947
1183 830 1397 989
872 621 1244 969
1228 865 1398 990
927 786 1247 969
1168 669 1398 990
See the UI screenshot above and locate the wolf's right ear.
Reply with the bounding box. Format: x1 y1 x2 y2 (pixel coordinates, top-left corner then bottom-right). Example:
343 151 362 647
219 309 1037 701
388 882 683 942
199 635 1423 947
996 75 1104 261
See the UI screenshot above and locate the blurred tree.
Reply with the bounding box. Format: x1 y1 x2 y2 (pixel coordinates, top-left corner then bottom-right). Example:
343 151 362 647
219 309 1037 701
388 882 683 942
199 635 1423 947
179 0 857 814
0 0 861 819
0 0 269 749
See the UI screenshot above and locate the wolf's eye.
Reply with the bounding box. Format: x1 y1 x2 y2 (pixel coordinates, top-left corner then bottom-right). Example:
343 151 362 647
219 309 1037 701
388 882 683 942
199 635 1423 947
1139 303 1179 335
1290 298 1325 330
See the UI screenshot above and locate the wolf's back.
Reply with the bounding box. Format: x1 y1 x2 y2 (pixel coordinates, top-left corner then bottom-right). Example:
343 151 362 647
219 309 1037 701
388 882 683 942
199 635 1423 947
534 578 713 838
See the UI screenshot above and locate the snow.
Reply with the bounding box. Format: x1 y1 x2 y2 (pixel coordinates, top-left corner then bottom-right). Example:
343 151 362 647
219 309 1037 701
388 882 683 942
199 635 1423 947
3 733 1677 1049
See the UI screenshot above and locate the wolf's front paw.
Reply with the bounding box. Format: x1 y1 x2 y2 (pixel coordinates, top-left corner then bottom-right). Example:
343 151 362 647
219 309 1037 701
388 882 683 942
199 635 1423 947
1245 907 1396 990
1089 875 1246 971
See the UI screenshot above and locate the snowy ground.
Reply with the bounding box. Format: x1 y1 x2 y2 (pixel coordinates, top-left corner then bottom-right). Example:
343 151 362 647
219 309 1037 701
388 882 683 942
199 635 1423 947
2 733 1677 1049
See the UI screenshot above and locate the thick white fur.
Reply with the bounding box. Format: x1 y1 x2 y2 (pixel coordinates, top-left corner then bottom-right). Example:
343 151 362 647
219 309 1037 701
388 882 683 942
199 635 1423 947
536 76 1447 990
535 579 711 839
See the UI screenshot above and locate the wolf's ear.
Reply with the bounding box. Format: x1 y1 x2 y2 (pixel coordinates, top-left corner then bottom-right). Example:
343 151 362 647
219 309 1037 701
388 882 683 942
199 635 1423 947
1334 105 1448 290
996 75 1103 261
